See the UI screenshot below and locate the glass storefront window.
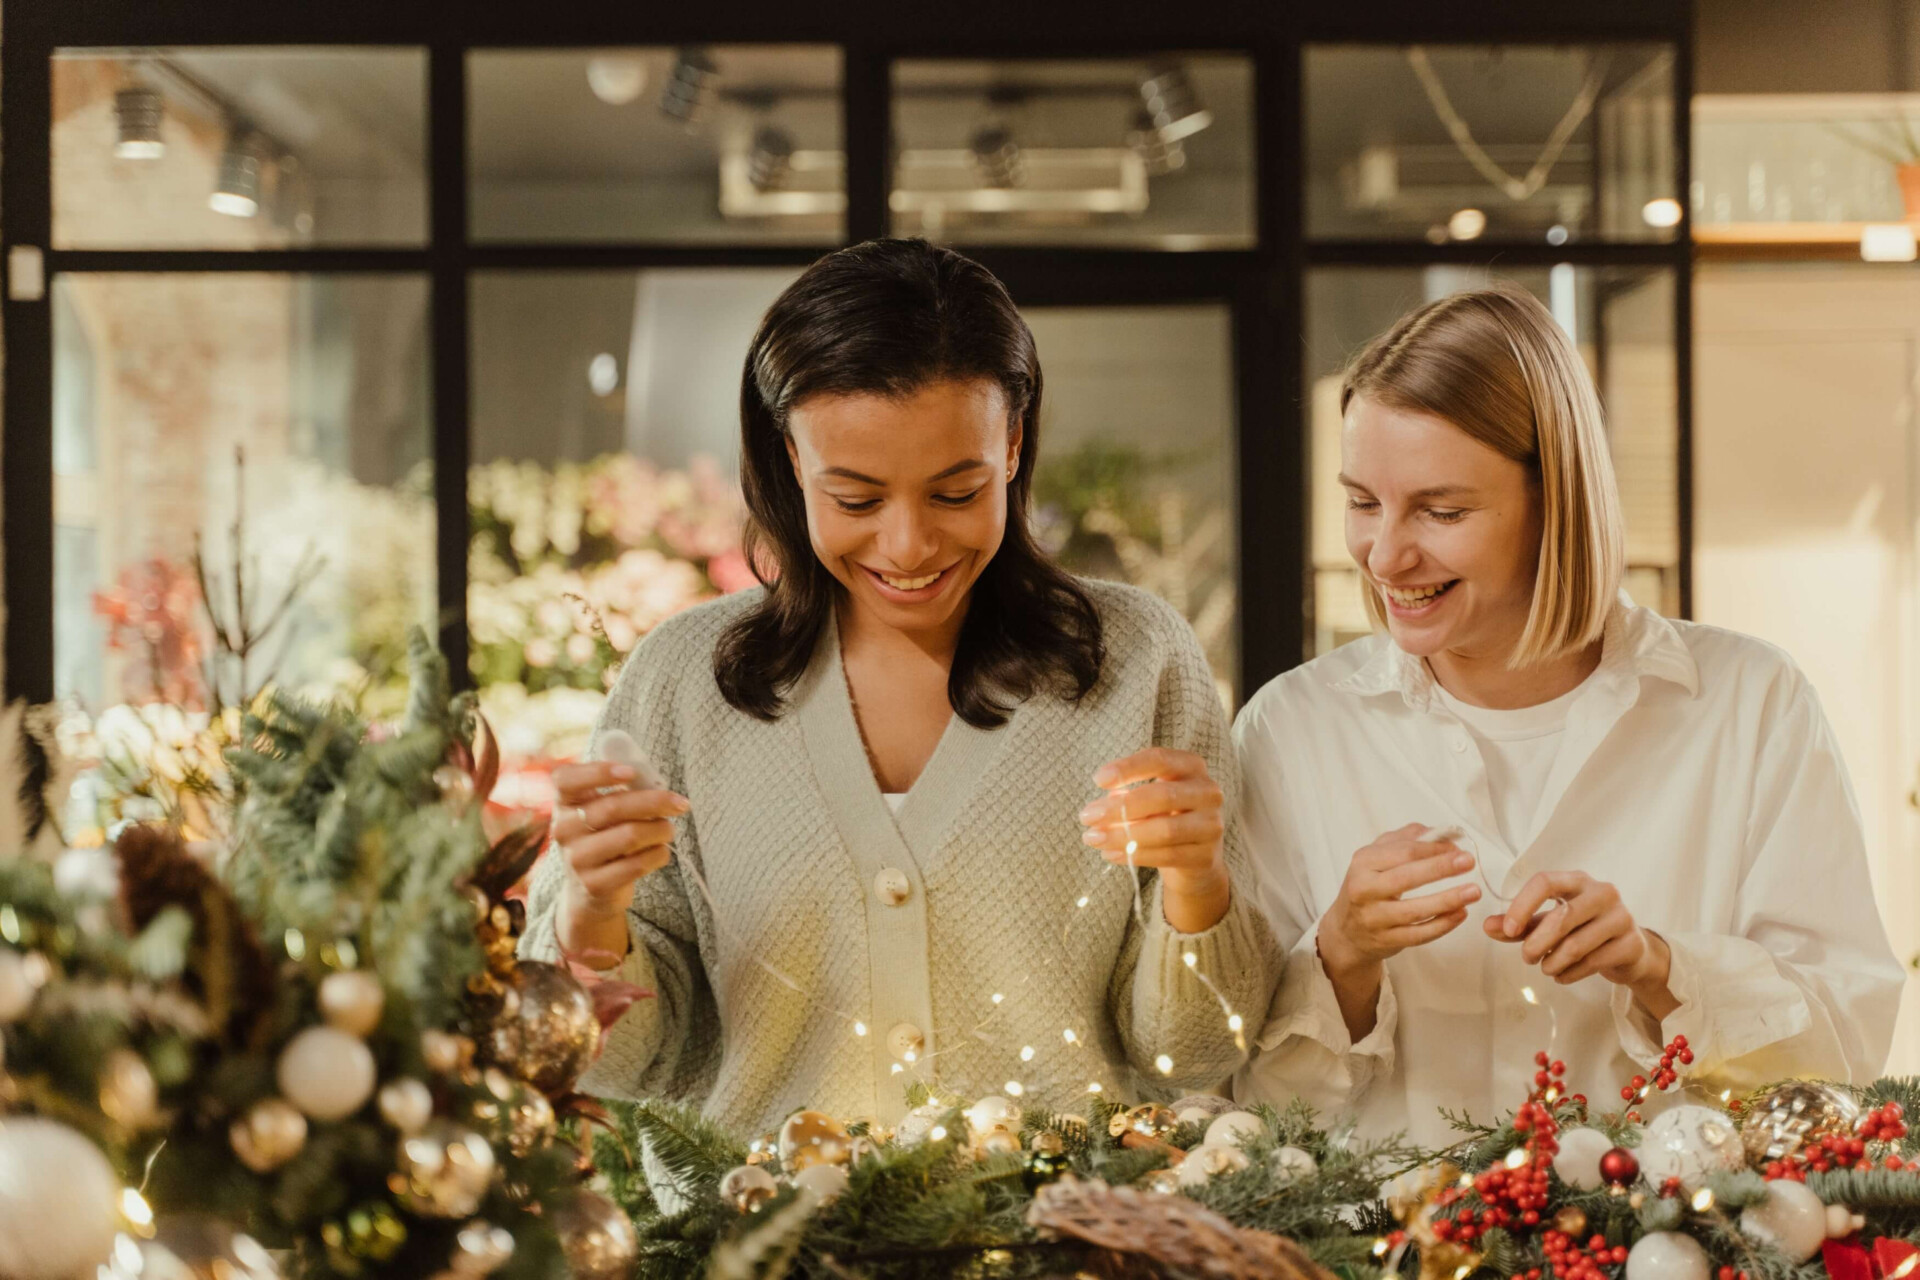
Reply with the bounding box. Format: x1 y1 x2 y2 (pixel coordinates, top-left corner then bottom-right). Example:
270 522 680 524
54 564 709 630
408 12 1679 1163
891 56 1255 249
52 273 435 835
1304 265 1677 657
53 48 427 249
1306 44 1678 244
468 47 844 244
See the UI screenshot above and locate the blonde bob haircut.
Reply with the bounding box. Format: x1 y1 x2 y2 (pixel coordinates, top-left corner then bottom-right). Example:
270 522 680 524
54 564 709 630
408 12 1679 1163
1340 282 1625 669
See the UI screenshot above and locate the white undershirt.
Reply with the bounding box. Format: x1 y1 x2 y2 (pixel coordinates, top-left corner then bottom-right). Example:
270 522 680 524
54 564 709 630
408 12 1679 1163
1433 675 1590 852
884 793 907 814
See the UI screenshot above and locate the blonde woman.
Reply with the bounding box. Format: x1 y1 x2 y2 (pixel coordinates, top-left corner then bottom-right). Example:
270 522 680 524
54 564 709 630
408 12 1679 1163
1234 284 1902 1143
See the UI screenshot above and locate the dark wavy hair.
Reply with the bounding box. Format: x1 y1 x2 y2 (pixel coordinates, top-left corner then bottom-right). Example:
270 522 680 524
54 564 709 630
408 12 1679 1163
714 238 1104 727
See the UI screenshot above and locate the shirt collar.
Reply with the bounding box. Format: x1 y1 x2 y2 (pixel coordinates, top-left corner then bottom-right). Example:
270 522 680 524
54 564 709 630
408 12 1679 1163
1328 592 1700 711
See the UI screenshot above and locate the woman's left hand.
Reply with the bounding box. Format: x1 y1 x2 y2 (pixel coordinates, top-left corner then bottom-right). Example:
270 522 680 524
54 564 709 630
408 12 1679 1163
1487 871 1677 1017
1079 748 1231 934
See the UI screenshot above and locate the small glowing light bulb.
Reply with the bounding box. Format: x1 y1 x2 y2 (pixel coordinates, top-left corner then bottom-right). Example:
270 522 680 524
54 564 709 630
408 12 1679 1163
1155 1054 1174 1075
1019 1045 1035 1062
1504 1148 1529 1170
1182 951 1198 968
929 1125 948 1142
1062 1028 1078 1045
1691 1188 1715 1212
1076 896 1090 909
1087 1081 1103 1094
853 1021 868 1036
903 1049 918 1063
1227 1013 1244 1033
890 1063 904 1075
1521 986 1539 1005
1005 1081 1025 1097
120 1189 154 1228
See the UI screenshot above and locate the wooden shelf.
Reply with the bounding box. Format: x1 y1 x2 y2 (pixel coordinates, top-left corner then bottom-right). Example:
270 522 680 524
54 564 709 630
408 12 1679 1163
1694 219 1920 261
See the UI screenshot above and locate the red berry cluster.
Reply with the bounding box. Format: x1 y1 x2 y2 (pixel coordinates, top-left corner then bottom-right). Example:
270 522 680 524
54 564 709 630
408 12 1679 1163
1432 1055 1565 1247
1716 1267 1753 1280
1762 1102 1909 1180
1541 1231 1628 1280
1620 1036 1692 1103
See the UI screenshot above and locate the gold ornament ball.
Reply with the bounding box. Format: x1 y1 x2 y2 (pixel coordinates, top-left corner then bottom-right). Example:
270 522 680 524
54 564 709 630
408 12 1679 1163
1554 1207 1590 1238
393 1120 498 1219
974 1129 1022 1158
745 1132 780 1166
378 1079 435 1134
551 1188 639 1280
1030 1130 1067 1157
451 1220 515 1276
422 1029 474 1075
778 1110 852 1171
1109 1104 1179 1141
136 1215 283 1280
1740 1082 1860 1164
230 1097 309 1173
318 970 386 1038
1143 1167 1183 1194
99 1047 160 1129
505 1086 556 1158
486 962 598 1095
719 1163 778 1213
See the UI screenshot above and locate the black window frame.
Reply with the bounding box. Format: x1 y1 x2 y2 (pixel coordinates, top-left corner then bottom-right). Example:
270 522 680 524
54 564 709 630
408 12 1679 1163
1 0 1694 708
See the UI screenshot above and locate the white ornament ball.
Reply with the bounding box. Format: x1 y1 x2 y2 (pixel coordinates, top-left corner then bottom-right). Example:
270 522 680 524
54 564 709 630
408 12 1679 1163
277 1026 377 1121
318 970 386 1038
1638 1105 1746 1191
1740 1178 1828 1262
1553 1126 1616 1191
1177 1142 1250 1188
1625 1231 1711 1280
1204 1110 1266 1149
1271 1145 1319 1183
1826 1203 1866 1239
718 1164 777 1212
964 1095 1022 1137
894 1103 947 1148
0 948 39 1023
378 1078 435 1133
791 1161 850 1206
0 1117 122 1280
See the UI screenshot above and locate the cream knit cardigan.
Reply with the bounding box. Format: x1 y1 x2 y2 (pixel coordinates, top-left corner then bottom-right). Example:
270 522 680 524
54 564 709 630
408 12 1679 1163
520 579 1283 1135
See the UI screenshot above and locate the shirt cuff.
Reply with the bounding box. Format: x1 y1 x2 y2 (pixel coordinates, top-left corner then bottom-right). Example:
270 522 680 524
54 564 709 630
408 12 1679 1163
1133 881 1277 1085
1608 930 1813 1070
1256 915 1397 1066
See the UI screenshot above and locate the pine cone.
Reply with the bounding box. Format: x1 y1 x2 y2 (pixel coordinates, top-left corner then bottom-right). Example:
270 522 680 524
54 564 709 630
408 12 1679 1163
1028 1176 1333 1280
115 823 274 1039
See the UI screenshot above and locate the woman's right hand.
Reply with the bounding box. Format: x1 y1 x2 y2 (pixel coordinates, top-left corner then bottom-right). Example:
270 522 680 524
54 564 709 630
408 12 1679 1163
1315 824 1479 1037
551 760 690 963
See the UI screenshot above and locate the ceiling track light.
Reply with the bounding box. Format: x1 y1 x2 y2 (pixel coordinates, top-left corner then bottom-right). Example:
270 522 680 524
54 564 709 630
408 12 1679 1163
1127 108 1186 176
747 124 796 193
114 86 166 160
969 124 1024 189
210 128 266 218
659 47 720 124
1138 60 1213 144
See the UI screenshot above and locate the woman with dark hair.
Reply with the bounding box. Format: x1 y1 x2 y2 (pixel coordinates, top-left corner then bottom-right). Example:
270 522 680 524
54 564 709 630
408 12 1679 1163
519 239 1280 1137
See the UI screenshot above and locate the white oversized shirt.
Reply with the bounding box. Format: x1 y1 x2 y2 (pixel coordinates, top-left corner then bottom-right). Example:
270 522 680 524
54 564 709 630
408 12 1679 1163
1232 601 1905 1146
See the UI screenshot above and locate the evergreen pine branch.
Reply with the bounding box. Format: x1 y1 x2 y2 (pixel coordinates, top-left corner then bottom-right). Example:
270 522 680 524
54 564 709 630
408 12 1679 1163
626 1099 750 1201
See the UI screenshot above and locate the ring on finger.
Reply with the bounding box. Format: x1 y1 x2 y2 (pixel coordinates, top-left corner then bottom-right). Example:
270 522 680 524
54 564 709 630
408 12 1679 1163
574 805 599 833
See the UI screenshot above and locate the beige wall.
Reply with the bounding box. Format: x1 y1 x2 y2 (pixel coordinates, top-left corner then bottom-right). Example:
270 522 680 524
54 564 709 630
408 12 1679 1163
1694 264 1920 1072
1698 0 1920 94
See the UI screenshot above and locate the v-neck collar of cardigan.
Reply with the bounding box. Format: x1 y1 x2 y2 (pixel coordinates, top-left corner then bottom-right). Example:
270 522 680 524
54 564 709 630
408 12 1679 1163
790 611 1009 872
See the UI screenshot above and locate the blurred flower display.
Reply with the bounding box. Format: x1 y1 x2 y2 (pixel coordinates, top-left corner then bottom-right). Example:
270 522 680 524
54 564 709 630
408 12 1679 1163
468 452 754 804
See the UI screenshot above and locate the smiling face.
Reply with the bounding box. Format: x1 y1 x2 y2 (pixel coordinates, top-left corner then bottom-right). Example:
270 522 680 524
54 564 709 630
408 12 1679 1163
1341 394 1544 663
785 378 1021 640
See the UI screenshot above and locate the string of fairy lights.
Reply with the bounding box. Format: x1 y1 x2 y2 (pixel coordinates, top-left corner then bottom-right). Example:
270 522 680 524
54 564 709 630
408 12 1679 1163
578 730 1249 1117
